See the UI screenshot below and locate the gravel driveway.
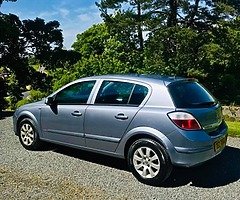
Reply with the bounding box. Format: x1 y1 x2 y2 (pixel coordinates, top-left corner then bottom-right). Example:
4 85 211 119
1 114 240 200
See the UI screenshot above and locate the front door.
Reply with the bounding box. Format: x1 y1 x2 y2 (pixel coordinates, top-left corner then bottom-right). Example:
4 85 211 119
41 80 96 147
41 105 87 146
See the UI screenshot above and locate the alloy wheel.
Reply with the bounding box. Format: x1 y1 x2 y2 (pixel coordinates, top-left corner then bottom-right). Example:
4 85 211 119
133 147 160 179
20 123 35 146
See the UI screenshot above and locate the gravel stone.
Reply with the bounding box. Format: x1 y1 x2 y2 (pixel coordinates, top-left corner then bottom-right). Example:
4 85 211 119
0 116 240 199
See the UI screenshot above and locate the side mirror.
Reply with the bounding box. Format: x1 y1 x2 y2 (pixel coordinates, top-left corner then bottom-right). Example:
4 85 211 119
45 96 55 106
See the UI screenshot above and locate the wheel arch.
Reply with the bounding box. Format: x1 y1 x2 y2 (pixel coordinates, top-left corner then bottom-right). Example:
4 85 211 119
119 127 174 160
124 134 163 158
16 111 40 136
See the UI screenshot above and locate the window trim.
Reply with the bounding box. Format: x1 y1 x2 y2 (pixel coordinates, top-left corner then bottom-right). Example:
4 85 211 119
127 84 136 104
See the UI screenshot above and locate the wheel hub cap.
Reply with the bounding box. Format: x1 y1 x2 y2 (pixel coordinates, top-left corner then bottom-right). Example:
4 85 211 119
133 147 160 179
20 123 34 146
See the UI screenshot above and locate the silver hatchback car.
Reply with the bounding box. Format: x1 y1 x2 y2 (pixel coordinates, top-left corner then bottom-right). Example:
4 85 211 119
13 74 228 185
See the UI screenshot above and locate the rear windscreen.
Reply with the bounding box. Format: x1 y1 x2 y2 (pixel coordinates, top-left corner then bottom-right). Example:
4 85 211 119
168 81 217 108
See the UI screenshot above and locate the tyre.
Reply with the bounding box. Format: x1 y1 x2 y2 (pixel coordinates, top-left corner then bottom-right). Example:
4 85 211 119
18 118 42 150
127 138 172 186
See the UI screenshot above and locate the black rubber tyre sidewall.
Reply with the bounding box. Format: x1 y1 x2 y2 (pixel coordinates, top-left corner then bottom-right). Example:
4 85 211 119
127 139 172 186
18 118 41 150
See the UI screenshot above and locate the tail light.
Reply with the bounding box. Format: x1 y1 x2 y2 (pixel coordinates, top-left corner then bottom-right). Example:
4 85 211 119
168 112 201 130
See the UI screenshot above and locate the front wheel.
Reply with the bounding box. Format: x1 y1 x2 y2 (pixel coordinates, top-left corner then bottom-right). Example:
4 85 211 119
18 118 42 150
127 139 172 186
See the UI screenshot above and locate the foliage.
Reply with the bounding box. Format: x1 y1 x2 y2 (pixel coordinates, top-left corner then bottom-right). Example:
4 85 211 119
16 89 47 108
52 69 77 91
21 18 63 69
5 74 23 110
0 8 79 110
226 121 240 137
54 24 138 91
94 0 240 105
143 27 208 77
2 0 240 109
0 0 17 6
0 13 63 108
72 24 109 58
71 24 137 78
0 77 7 111
142 22 240 104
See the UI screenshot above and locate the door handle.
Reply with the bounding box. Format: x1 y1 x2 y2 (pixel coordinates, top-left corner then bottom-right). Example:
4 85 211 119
115 113 128 120
71 111 82 117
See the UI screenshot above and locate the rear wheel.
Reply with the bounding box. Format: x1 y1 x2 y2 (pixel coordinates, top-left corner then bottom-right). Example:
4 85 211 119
18 118 42 150
127 139 172 186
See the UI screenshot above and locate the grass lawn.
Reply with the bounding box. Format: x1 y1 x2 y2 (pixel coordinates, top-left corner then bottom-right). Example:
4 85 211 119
226 121 240 137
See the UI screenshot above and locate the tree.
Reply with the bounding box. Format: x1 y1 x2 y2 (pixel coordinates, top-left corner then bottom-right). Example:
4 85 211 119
97 0 146 51
72 24 109 58
72 23 138 73
22 18 63 70
96 0 240 104
54 23 137 90
0 13 30 87
0 12 65 109
0 14 64 79
0 0 17 6
96 0 164 68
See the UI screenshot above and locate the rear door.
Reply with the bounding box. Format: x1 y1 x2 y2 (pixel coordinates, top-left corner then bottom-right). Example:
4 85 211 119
84 80 149 152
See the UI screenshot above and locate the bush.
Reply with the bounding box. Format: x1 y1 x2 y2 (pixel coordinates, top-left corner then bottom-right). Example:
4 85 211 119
52 71 77 91
16 98 30 108
16 90 47 108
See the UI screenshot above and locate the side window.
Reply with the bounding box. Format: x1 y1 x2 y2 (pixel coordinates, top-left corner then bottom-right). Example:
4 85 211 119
129 84 148 106
56 81 96 104
95 81 134 105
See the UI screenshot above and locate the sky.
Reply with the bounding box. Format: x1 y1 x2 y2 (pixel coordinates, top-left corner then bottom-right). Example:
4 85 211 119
1 0 102 49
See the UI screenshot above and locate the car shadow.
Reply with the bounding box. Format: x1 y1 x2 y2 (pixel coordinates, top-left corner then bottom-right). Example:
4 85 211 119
53 145 129 171
163 146 240 188
52 145 240 188
0 110 14 120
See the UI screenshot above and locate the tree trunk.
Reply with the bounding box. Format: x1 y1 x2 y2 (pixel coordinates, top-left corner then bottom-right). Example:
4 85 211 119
188 0 200 27
137 2 144 51
168 0 178 27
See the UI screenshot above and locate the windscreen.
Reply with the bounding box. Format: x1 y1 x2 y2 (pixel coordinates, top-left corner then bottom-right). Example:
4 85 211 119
168 81 217 108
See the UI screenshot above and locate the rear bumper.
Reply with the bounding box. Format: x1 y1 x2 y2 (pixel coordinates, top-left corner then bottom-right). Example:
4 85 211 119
168 123 228 167
171 138 226 167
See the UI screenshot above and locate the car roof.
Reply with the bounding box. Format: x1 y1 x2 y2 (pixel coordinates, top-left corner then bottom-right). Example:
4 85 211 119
81 74 189 86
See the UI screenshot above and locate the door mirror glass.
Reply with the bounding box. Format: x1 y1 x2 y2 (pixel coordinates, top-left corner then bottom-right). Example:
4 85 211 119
45 96 55 106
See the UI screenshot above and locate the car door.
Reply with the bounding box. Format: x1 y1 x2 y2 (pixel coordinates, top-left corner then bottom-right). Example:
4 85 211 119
84 80 149 152
41 80 96 147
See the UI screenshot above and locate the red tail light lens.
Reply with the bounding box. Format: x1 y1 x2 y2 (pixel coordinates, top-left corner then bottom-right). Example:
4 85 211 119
168 112 201 130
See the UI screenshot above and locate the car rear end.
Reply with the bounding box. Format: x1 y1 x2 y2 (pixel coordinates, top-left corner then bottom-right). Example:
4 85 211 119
165 79 228 167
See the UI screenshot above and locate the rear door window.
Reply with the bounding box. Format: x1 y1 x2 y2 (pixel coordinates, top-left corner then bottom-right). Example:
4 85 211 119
168 81 216 108
95 81 134 105
95 81 148 106
129 84 148 106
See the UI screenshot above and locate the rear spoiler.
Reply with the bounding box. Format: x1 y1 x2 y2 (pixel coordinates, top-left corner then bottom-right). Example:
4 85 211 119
164 77 198 86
